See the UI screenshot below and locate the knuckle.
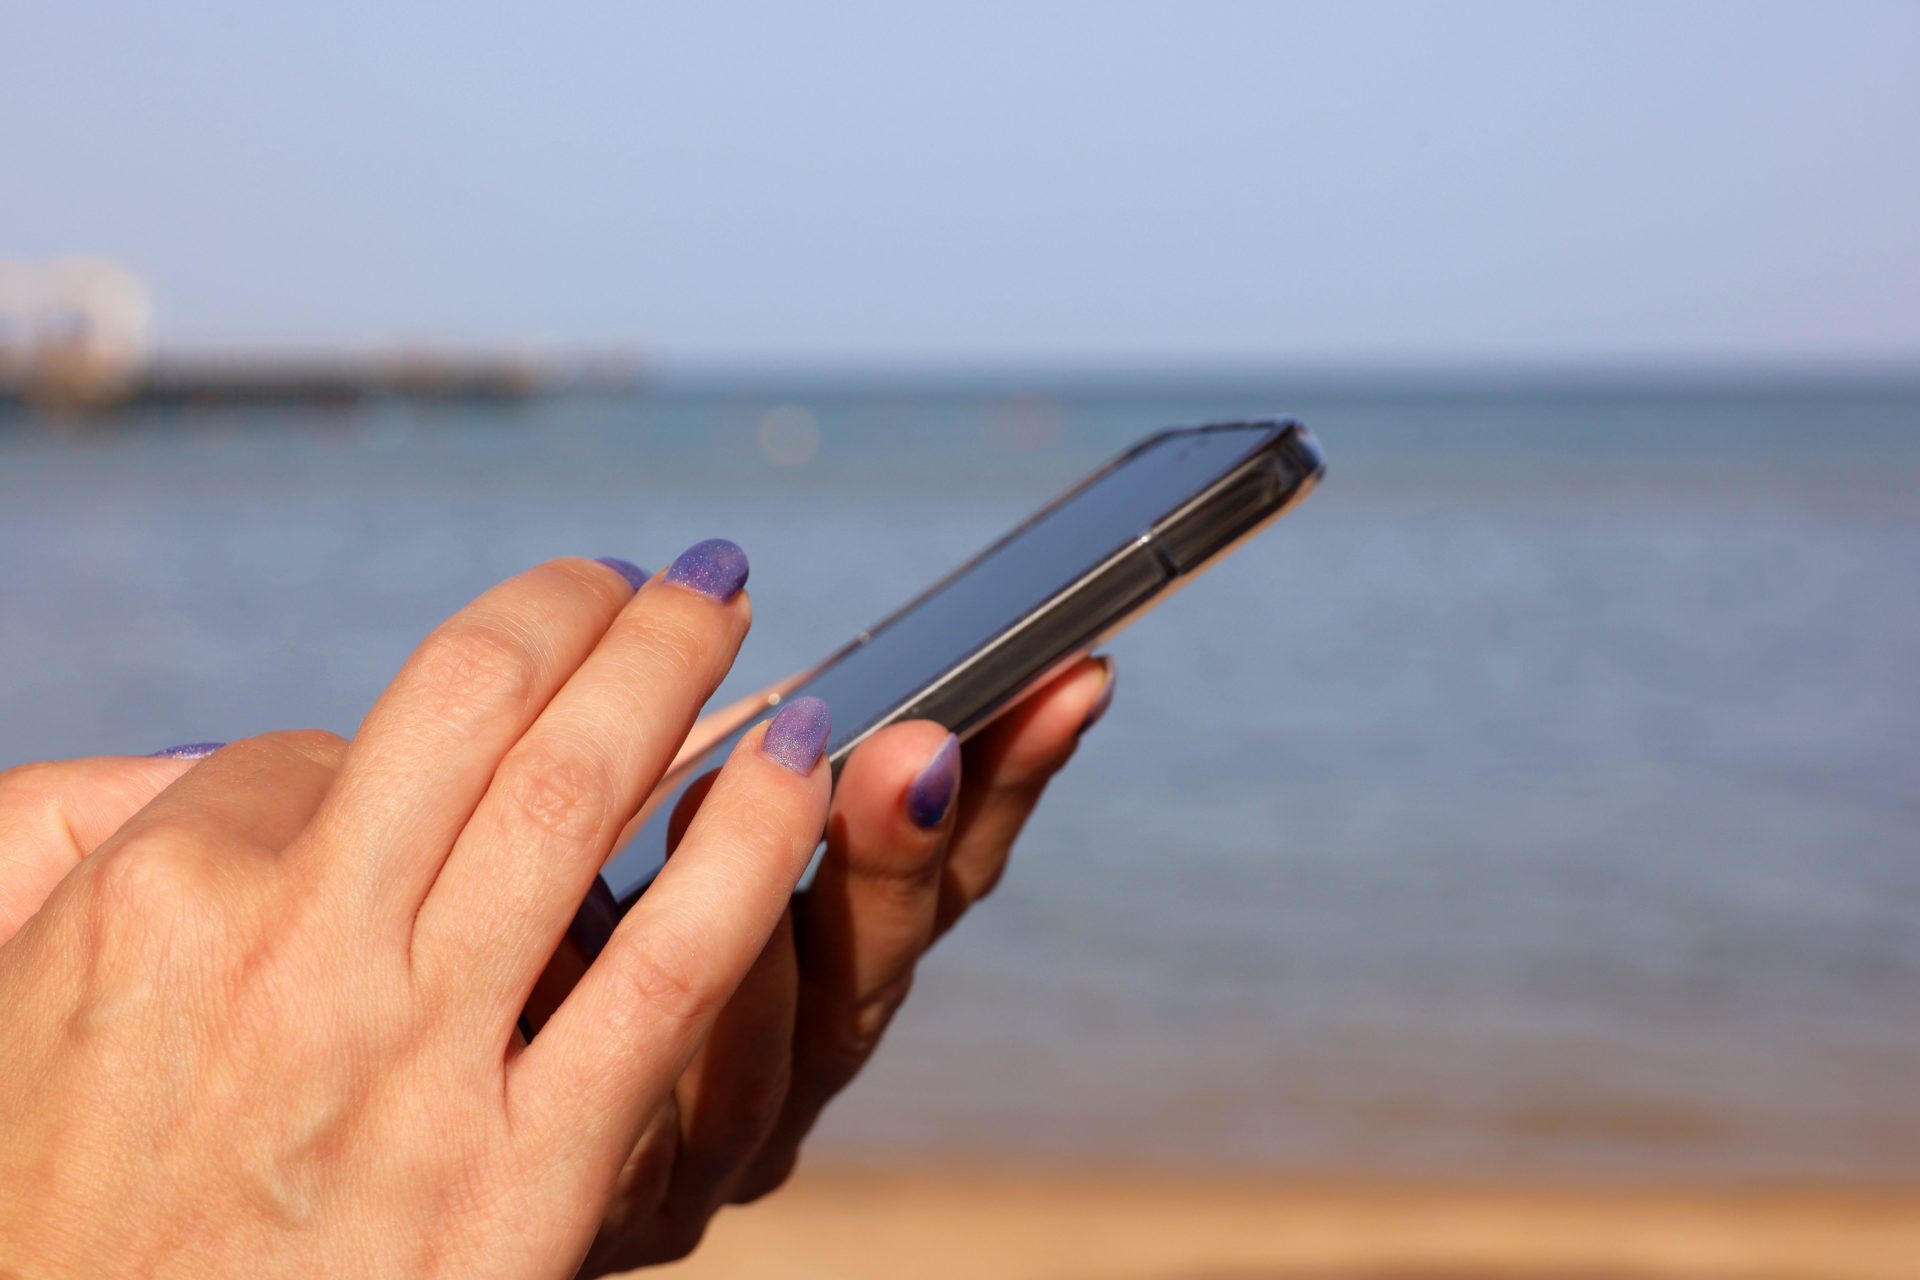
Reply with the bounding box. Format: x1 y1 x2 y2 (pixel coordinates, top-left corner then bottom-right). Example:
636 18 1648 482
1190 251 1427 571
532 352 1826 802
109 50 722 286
411 619 545 720
711 1064 791 1160
826 971 912 1077
92 835 200 906
545 555 632 605
617 608 719 688
858 837 946 897
730 1149 798 1205
0 762 62 834
974 867 1006 902
84 832 225 946
0 760 57 803
930 850 1010 941
650 1216 709 1264
990 749 1071 797
495 742 613 844
680 793 801 883
724 800 796 864
605 922 717 1026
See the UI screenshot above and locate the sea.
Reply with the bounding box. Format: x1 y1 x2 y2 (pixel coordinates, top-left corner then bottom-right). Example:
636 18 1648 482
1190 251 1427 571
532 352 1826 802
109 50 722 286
3 374 1917 1182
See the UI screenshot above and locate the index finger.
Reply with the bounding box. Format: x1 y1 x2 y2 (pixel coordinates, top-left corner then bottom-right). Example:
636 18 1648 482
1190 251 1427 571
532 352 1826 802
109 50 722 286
509 698 833 1184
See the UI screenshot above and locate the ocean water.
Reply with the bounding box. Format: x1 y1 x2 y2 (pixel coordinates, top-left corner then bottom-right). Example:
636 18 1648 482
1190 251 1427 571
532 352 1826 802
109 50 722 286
3 377 1917 1181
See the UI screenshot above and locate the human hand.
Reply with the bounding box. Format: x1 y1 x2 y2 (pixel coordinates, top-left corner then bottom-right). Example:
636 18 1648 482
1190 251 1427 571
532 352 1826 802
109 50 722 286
570 650 1113 1273
0 544 838 1277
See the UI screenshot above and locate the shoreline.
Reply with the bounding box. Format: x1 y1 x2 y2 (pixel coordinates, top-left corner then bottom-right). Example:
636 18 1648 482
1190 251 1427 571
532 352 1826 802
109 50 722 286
652 1162 1920 1279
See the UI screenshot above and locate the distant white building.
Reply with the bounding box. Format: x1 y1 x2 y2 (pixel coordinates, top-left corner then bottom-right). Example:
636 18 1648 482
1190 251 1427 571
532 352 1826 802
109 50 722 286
0 257 152 399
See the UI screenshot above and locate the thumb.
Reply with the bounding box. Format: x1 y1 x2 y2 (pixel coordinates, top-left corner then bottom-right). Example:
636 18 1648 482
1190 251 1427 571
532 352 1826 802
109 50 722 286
0 753 205 943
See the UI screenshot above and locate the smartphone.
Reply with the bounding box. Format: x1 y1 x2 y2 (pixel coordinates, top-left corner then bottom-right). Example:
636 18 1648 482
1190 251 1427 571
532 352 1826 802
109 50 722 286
601 418 1325 909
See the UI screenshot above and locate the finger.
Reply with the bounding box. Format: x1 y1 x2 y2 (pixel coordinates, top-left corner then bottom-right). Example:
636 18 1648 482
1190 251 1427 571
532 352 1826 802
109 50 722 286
672 679 798 770
655 908 797 1238
519 754 730 1039
0 754 202 942
413 540 753 1029
733 719 960 1200
579 1102 682 1278
804 721 959 1064
102 729 348 856
306 555 643 915
516 767 718 1038
508 697 831 1182
581 915 800 1273
517 873 619 1038
665 771 720 852
593 674 794 861
935 655 1112 937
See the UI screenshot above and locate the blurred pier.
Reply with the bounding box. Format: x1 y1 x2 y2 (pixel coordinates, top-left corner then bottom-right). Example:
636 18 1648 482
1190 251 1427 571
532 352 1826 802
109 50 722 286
5 352 558 412
0 256 642 414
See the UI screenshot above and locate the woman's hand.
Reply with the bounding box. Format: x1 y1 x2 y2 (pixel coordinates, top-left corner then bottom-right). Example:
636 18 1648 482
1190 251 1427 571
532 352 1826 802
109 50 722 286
574 650 1112 1274
0 545 1113 1277
0 545 835 1277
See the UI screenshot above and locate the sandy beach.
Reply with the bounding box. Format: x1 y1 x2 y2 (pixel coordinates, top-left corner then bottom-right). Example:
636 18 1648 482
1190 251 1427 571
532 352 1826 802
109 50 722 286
649 1164 1920 1280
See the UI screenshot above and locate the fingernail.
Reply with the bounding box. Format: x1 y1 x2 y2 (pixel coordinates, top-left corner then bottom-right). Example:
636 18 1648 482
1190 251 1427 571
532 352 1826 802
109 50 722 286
664 538 749 601
594 557 649 591
148 742 226 760
762 695 830 774
907 733 961 828
1080 656 1116 733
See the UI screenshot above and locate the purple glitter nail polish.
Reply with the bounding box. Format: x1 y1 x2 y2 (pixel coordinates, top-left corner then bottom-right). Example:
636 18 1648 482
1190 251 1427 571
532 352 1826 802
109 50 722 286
148 742 226 760
1080 656 1116 733
762 696 831 774
663 538 749 601
906 733 960 828
594 557 649 591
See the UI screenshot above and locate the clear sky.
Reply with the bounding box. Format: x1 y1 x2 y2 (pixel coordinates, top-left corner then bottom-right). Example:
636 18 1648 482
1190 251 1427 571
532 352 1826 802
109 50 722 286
6 1 1917 369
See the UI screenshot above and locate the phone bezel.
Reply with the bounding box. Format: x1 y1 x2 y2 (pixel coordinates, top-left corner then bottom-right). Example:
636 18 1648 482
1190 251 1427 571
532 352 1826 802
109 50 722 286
824 418 1322 757
610 418 1324 908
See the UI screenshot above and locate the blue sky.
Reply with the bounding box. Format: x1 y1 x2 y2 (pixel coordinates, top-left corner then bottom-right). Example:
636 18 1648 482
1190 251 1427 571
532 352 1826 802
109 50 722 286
6 2 1916 368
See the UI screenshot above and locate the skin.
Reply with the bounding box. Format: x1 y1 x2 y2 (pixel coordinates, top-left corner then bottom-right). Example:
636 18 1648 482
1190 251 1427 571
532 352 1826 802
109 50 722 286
0 554 1110 1278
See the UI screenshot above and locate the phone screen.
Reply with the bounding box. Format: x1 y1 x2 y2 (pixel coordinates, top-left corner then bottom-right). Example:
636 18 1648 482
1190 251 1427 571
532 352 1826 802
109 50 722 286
601 421 1285 902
